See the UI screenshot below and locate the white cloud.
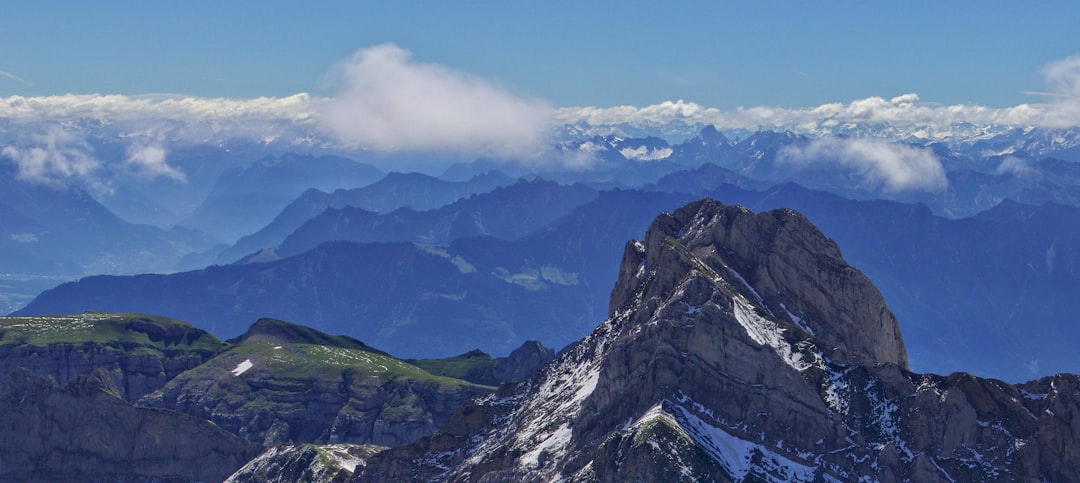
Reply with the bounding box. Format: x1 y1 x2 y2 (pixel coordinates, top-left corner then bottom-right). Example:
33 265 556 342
994 156 1038 178
1039 54 1080 127
0 93 313 124
125 144 186 182
1 125 100 185
317 43 554 157
779 137 948 193
619 145 673 161
556 94 1044 137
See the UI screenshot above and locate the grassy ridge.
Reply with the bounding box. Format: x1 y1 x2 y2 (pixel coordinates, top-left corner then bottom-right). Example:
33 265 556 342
0 312 228 355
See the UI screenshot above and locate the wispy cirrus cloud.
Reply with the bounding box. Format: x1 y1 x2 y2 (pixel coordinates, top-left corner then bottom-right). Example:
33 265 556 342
1038 54 1080 128
0 69 33 87
317 43 554 157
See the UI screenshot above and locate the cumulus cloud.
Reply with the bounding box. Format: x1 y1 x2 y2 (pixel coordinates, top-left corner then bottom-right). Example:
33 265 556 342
317 43 554 157
125 144 186 182
1 125 100 185
1039 54 1080 127
779 137 948 193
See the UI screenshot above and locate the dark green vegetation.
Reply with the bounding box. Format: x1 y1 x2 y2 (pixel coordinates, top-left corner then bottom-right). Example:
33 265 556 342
0 312 228 401
409 339 556 387
140 317 496 447
0 312 553 481
0 311 226 352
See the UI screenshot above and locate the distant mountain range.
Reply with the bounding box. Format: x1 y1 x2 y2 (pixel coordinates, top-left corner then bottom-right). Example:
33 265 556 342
6 122 1080 383
7 198 1079 480
16 178 1080 381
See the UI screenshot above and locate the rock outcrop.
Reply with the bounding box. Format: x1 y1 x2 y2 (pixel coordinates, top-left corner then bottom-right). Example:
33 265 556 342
226 443 386 483
0 312 228 401
141 318 494 448
0 367 258 482
410 340 556 386
358 199 1080 482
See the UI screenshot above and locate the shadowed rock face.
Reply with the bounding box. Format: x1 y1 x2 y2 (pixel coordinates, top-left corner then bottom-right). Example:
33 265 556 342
357 199 1080 482
0 313 228 402
0 367 258 482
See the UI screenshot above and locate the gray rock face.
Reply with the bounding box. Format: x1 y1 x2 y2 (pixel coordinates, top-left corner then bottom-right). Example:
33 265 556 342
226 443 385 483
0 367 258 482
0 313 228 402
358 199 1080 482
493 340 557 383
611 199 907 368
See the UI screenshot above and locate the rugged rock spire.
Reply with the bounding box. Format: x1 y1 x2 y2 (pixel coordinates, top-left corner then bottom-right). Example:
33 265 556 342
610 198 907 368
357 199 1080 482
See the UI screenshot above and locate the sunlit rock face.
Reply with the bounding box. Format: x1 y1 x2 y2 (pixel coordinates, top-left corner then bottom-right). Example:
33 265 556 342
358 199 1080 482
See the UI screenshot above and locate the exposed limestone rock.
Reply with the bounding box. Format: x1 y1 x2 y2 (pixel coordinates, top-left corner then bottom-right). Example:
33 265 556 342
357 199 1080 482
0 367 258 482
226 443 386 483
0 313 228 401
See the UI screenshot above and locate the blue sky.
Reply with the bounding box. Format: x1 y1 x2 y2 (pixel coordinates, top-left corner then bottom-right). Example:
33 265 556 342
3 1 1079 109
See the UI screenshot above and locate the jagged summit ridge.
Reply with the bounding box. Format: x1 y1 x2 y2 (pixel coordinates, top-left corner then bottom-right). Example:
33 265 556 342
611 198 907 368
358 199 1080 482
359 199 911 481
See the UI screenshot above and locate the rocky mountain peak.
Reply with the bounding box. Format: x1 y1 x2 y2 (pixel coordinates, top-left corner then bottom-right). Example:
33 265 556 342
359 199 1080 482
611 198 907 368
230 318 387 355
698 124 730 146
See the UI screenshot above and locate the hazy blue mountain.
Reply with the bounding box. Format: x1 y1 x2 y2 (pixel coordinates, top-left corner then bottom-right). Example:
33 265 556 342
0 166 218 278
181 153 384 243
14 182 1080 381
16 190 697 358
273 179 599 259
217 170 516 264
645 162 770 194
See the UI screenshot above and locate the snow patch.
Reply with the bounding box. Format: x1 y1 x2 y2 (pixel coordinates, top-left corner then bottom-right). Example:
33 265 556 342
732 298 811 371
669 402 817 482
779 302 813 335
520 424 573 469
231 359 253 376
320 444 369 473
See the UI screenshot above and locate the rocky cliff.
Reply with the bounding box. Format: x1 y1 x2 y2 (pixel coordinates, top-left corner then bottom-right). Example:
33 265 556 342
0 367 258 482
226 443 386 483
358 199 1080 482
0 312 228 401
140 318 494 448
410 340 556 386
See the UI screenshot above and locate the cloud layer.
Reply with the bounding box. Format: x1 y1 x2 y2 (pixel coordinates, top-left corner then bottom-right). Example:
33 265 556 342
1 50 1079 178
317 43 553 157
779 137 948 192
